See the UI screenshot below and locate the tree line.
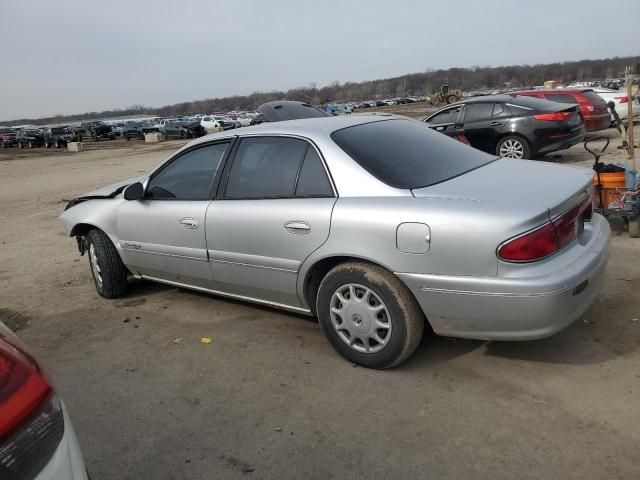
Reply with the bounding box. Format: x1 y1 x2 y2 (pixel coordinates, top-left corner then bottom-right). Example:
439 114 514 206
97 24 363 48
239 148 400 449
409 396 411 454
5 55 638 126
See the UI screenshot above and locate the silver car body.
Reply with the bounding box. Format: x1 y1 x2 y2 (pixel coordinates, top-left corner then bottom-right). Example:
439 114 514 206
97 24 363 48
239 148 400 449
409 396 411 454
60 115 610 340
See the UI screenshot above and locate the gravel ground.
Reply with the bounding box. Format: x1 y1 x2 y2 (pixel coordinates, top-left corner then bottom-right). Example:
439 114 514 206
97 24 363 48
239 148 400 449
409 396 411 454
0 126 639 479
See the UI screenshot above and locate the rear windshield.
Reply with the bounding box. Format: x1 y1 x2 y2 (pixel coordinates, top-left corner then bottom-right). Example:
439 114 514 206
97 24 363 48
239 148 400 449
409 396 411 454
509 95 559 110
582 90 606 105
331 119 496 189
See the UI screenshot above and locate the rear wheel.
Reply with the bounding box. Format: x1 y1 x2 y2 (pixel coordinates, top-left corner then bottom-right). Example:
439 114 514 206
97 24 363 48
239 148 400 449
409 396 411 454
18 142 23 149
497 135 530 159
85 229 128 298
629 218 640 238
316 262 425 369
180 130 187 139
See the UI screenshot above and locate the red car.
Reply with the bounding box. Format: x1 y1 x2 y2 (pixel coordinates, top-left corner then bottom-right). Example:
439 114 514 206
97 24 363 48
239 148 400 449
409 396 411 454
511 89 610 132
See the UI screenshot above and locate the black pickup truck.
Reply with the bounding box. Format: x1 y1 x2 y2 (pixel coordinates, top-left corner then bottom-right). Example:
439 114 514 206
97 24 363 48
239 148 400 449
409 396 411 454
43 127 75 148
71 121 115 142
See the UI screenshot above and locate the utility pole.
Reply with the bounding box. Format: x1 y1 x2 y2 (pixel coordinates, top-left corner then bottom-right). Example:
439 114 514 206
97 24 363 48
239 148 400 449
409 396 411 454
626 66 635 170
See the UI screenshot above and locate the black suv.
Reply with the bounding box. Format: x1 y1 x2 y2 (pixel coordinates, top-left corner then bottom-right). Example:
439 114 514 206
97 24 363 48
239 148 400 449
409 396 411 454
71 121 115 142
16 129 46 148
43 127 74 148
423 95 585 159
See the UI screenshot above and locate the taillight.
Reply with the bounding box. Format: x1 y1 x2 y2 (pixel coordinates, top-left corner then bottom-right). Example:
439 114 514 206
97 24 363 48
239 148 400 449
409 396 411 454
533 111 573 121
498 194 593 262
585 104 595 112
0 338 51 437
614 96 629 104
0 335 64 479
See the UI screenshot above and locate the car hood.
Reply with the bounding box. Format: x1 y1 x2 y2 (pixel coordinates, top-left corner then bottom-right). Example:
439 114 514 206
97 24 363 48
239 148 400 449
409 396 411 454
411 158 594 218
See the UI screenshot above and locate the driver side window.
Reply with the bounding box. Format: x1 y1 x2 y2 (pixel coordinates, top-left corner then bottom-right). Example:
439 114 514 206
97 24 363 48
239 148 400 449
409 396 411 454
146 142 229 200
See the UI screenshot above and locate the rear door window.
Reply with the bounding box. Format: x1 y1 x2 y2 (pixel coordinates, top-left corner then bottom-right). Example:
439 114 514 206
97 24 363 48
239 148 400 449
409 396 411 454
462 103 494 123
224 137 307 199
295 147 333 197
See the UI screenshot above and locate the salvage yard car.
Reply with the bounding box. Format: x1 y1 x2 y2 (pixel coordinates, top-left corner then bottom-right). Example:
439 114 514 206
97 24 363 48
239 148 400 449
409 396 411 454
71 121 115 142
0 320 88 479
423 95 585 159
0 126 17 148
43 126 74 148
59 115 610 369
16 128 45 148
511 89 610 132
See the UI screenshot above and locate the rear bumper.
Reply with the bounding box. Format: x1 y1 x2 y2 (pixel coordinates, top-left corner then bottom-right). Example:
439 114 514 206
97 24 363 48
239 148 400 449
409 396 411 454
35 402 88 480
397 214 611 341
535 128 584 155
584 113 611 132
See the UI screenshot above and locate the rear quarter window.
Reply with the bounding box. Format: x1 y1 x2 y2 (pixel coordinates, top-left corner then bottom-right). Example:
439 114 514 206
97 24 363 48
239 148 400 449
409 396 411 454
331 119 496 190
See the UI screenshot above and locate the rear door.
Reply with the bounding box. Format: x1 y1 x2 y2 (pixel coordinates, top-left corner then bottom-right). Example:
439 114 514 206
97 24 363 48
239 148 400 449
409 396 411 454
116 141 232 288
460 102 507 153
206 136 337 307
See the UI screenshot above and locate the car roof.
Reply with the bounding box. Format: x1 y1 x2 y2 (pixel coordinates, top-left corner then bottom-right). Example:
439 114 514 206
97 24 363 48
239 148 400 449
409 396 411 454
456 94 517 104
186 113 402 147
511 89 593 94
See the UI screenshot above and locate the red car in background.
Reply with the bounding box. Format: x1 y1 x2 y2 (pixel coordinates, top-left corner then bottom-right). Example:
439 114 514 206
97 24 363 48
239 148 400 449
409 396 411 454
510 89 610 132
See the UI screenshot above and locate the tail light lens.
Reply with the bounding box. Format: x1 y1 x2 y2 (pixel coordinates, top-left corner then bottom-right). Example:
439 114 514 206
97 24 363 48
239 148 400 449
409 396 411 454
585 104 595 112
0 335 64 480
498 194 593 262
615 96 629 104
533 111 573 121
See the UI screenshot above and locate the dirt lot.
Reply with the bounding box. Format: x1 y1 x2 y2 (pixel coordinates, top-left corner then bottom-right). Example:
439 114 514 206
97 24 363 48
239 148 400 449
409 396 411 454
1 127 639 479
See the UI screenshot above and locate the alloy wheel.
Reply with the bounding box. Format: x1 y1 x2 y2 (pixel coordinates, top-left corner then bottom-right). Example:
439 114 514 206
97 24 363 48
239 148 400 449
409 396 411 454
499 139 524 159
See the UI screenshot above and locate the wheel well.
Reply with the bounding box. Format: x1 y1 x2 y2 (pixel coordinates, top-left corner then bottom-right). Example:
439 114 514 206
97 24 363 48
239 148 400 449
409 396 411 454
302 256 396 315
69 223 95 237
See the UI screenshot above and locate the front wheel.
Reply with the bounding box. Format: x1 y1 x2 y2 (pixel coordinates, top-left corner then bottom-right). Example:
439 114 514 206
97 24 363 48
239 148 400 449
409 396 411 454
316 262 425 369
496 135 530 159
85 229 128 298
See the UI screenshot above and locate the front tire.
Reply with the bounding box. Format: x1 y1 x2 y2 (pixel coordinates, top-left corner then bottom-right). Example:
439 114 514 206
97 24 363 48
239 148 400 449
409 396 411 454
496 135 530 159
316 262 424 369
85 229 128 298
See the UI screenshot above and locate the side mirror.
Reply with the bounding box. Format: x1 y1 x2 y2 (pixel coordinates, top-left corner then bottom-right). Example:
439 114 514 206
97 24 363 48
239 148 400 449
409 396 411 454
124 182 144 201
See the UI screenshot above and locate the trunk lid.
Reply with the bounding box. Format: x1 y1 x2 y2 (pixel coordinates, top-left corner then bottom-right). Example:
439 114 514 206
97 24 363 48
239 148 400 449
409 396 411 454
411 158 594 219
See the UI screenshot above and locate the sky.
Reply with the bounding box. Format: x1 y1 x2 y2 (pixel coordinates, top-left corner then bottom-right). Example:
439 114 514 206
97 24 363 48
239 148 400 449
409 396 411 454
1 0 638 121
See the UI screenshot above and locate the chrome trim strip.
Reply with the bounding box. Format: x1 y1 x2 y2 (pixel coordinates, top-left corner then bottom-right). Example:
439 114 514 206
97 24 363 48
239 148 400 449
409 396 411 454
210 258 298 274
120 248 208 262
140 275 313 315
418 285 574 298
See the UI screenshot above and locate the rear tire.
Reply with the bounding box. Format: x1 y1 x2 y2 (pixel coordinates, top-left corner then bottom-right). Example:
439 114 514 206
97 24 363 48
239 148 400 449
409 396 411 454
629 218 640 238
316 262 425 369
85 229 128 298
497 135 530 159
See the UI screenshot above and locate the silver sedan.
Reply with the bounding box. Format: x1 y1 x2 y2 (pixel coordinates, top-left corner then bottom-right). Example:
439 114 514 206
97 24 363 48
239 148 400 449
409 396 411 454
60 115 610 368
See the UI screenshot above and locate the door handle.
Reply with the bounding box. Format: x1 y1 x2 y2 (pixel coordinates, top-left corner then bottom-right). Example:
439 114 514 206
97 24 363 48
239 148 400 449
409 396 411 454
179 217 199 229
489 121 501 126
284 221 311 234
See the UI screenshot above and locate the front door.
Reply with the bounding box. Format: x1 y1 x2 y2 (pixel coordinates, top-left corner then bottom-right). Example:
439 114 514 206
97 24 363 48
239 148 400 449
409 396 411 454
116 141 231 288
206 136 337 307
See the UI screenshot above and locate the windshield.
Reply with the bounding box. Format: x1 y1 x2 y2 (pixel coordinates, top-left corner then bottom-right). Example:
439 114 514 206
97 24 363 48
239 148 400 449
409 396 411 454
26 129 40 135
50 128 68 134
330 119 496 189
